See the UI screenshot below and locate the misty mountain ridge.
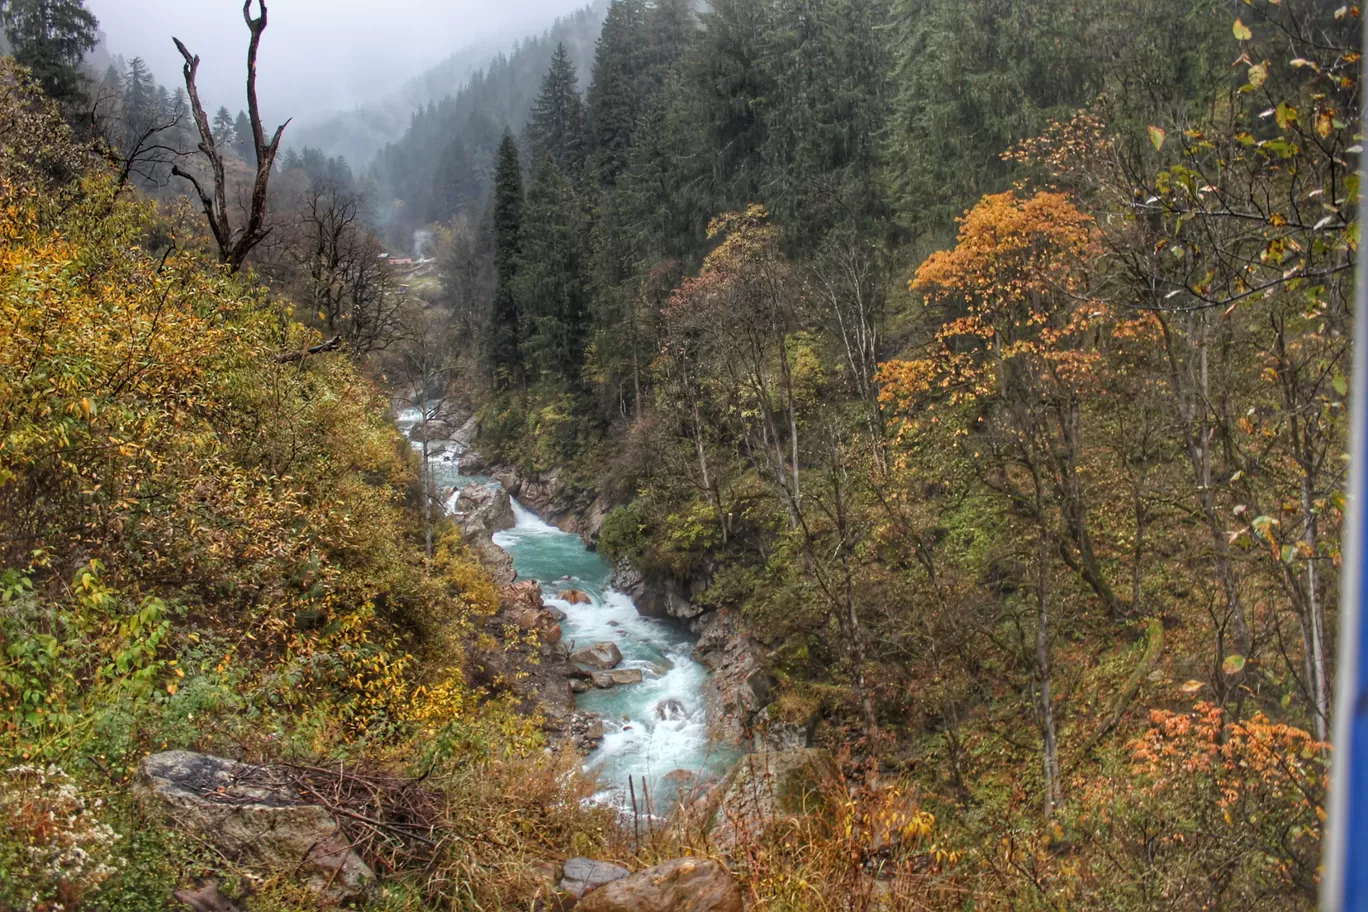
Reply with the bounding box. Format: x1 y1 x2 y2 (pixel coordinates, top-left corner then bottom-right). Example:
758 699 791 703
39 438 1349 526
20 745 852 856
290 1 607 171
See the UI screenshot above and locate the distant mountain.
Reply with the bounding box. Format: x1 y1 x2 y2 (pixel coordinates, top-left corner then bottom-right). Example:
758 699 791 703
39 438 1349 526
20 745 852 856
289 2 607 173
365 1 607 244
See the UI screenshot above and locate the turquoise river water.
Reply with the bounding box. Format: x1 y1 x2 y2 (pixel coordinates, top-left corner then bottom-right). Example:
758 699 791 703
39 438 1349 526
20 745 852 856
398 410 736 810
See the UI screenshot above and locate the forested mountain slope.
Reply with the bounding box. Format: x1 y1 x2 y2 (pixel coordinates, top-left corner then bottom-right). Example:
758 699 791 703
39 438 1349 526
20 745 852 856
1 0 1364 908
425 0 1361 905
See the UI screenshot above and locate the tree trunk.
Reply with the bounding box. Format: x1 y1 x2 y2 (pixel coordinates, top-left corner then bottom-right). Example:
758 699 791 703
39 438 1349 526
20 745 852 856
1036 531 1061 817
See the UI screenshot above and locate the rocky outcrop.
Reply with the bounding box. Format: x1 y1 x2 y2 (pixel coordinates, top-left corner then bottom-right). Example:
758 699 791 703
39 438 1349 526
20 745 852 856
694 610 773 745
575 857 743 912
457 482 515 535
609 558 711 632
704 750 837 854
570 641 623 669
492 467 594 537
750 705 817 752
138 751 373 902
500 581 564 645
454 483 516 585
475 583 605 751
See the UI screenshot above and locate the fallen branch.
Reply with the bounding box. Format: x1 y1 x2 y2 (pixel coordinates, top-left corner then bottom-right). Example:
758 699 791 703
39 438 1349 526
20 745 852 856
1069 617 1165 772
274 336 343 364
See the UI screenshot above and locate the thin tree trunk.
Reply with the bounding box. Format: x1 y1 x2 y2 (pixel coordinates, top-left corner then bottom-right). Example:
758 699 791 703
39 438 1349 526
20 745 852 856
1036 531 1061 818
1158 314 1252 662
420 406 433 560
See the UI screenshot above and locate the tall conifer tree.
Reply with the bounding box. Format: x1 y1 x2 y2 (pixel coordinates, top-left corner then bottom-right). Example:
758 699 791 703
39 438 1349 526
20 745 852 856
528 43 585 175
1 0 97 100
490 133 526 385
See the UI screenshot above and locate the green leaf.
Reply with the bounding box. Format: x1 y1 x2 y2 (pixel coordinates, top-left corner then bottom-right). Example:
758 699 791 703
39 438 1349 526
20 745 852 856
1233 18 1253 40
1223 654 1248 675
1148 126 1167 151
1334 375 1349 396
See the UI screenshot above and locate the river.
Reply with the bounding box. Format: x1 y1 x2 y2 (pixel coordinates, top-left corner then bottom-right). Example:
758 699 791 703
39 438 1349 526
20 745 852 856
398 410 735 810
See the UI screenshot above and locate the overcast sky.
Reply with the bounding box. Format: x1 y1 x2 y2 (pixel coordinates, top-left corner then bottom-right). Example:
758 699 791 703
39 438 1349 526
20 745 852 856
89 0 587 119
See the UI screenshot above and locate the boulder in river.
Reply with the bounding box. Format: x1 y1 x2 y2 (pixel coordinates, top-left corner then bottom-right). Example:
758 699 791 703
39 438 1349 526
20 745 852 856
592 668 643 688
656 698 688 721
560 588 593 605
450 414 479 447
559 857 630 900
138 751 373 902
575 857 742 912
570 641 623 669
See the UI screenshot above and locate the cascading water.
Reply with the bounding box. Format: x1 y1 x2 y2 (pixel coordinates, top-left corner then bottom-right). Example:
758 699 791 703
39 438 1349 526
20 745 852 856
396 408 736 810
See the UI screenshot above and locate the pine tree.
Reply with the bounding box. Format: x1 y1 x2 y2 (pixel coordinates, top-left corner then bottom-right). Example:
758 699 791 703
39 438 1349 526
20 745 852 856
586 0 648 186
528 43 585 175
490 133 526 385
1 0 98 101
433 138 475 223
233 110 252 160
687 0 774 210
212 106 235 146
762 0 891 250
644 0 695 91
121 56 155 134
515 157 588 383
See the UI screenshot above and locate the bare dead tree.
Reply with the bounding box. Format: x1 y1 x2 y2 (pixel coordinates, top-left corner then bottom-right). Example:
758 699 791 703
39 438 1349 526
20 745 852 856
288 181 405 356
171 0 290 272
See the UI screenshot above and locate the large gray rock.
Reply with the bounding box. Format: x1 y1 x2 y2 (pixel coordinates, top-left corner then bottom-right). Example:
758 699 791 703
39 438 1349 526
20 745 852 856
560 857 630 900
591 668 644 688
456 482 515 537
706 749 836 854
570 641 623 670
576 857 742 912
451 414 480 447
139 751 373 902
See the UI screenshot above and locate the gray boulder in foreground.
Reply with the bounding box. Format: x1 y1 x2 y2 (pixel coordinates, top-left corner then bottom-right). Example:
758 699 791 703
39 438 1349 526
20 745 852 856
139 751 373 902
559 856 630 899
576 857 742 912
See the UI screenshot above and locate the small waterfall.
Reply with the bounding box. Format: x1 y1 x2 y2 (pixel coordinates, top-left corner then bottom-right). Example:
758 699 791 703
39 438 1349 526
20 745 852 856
494 503 736 809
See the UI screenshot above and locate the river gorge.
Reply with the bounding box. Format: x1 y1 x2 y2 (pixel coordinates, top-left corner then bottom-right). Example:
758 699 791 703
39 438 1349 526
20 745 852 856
400 409 738 811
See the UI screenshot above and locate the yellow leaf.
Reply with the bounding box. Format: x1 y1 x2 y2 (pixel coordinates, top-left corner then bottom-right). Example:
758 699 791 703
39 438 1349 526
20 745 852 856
1181 680 1206 693
1148 126 1167 151
1233 17 1253 40
1248 63 1268 88
1317 110 1335 138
